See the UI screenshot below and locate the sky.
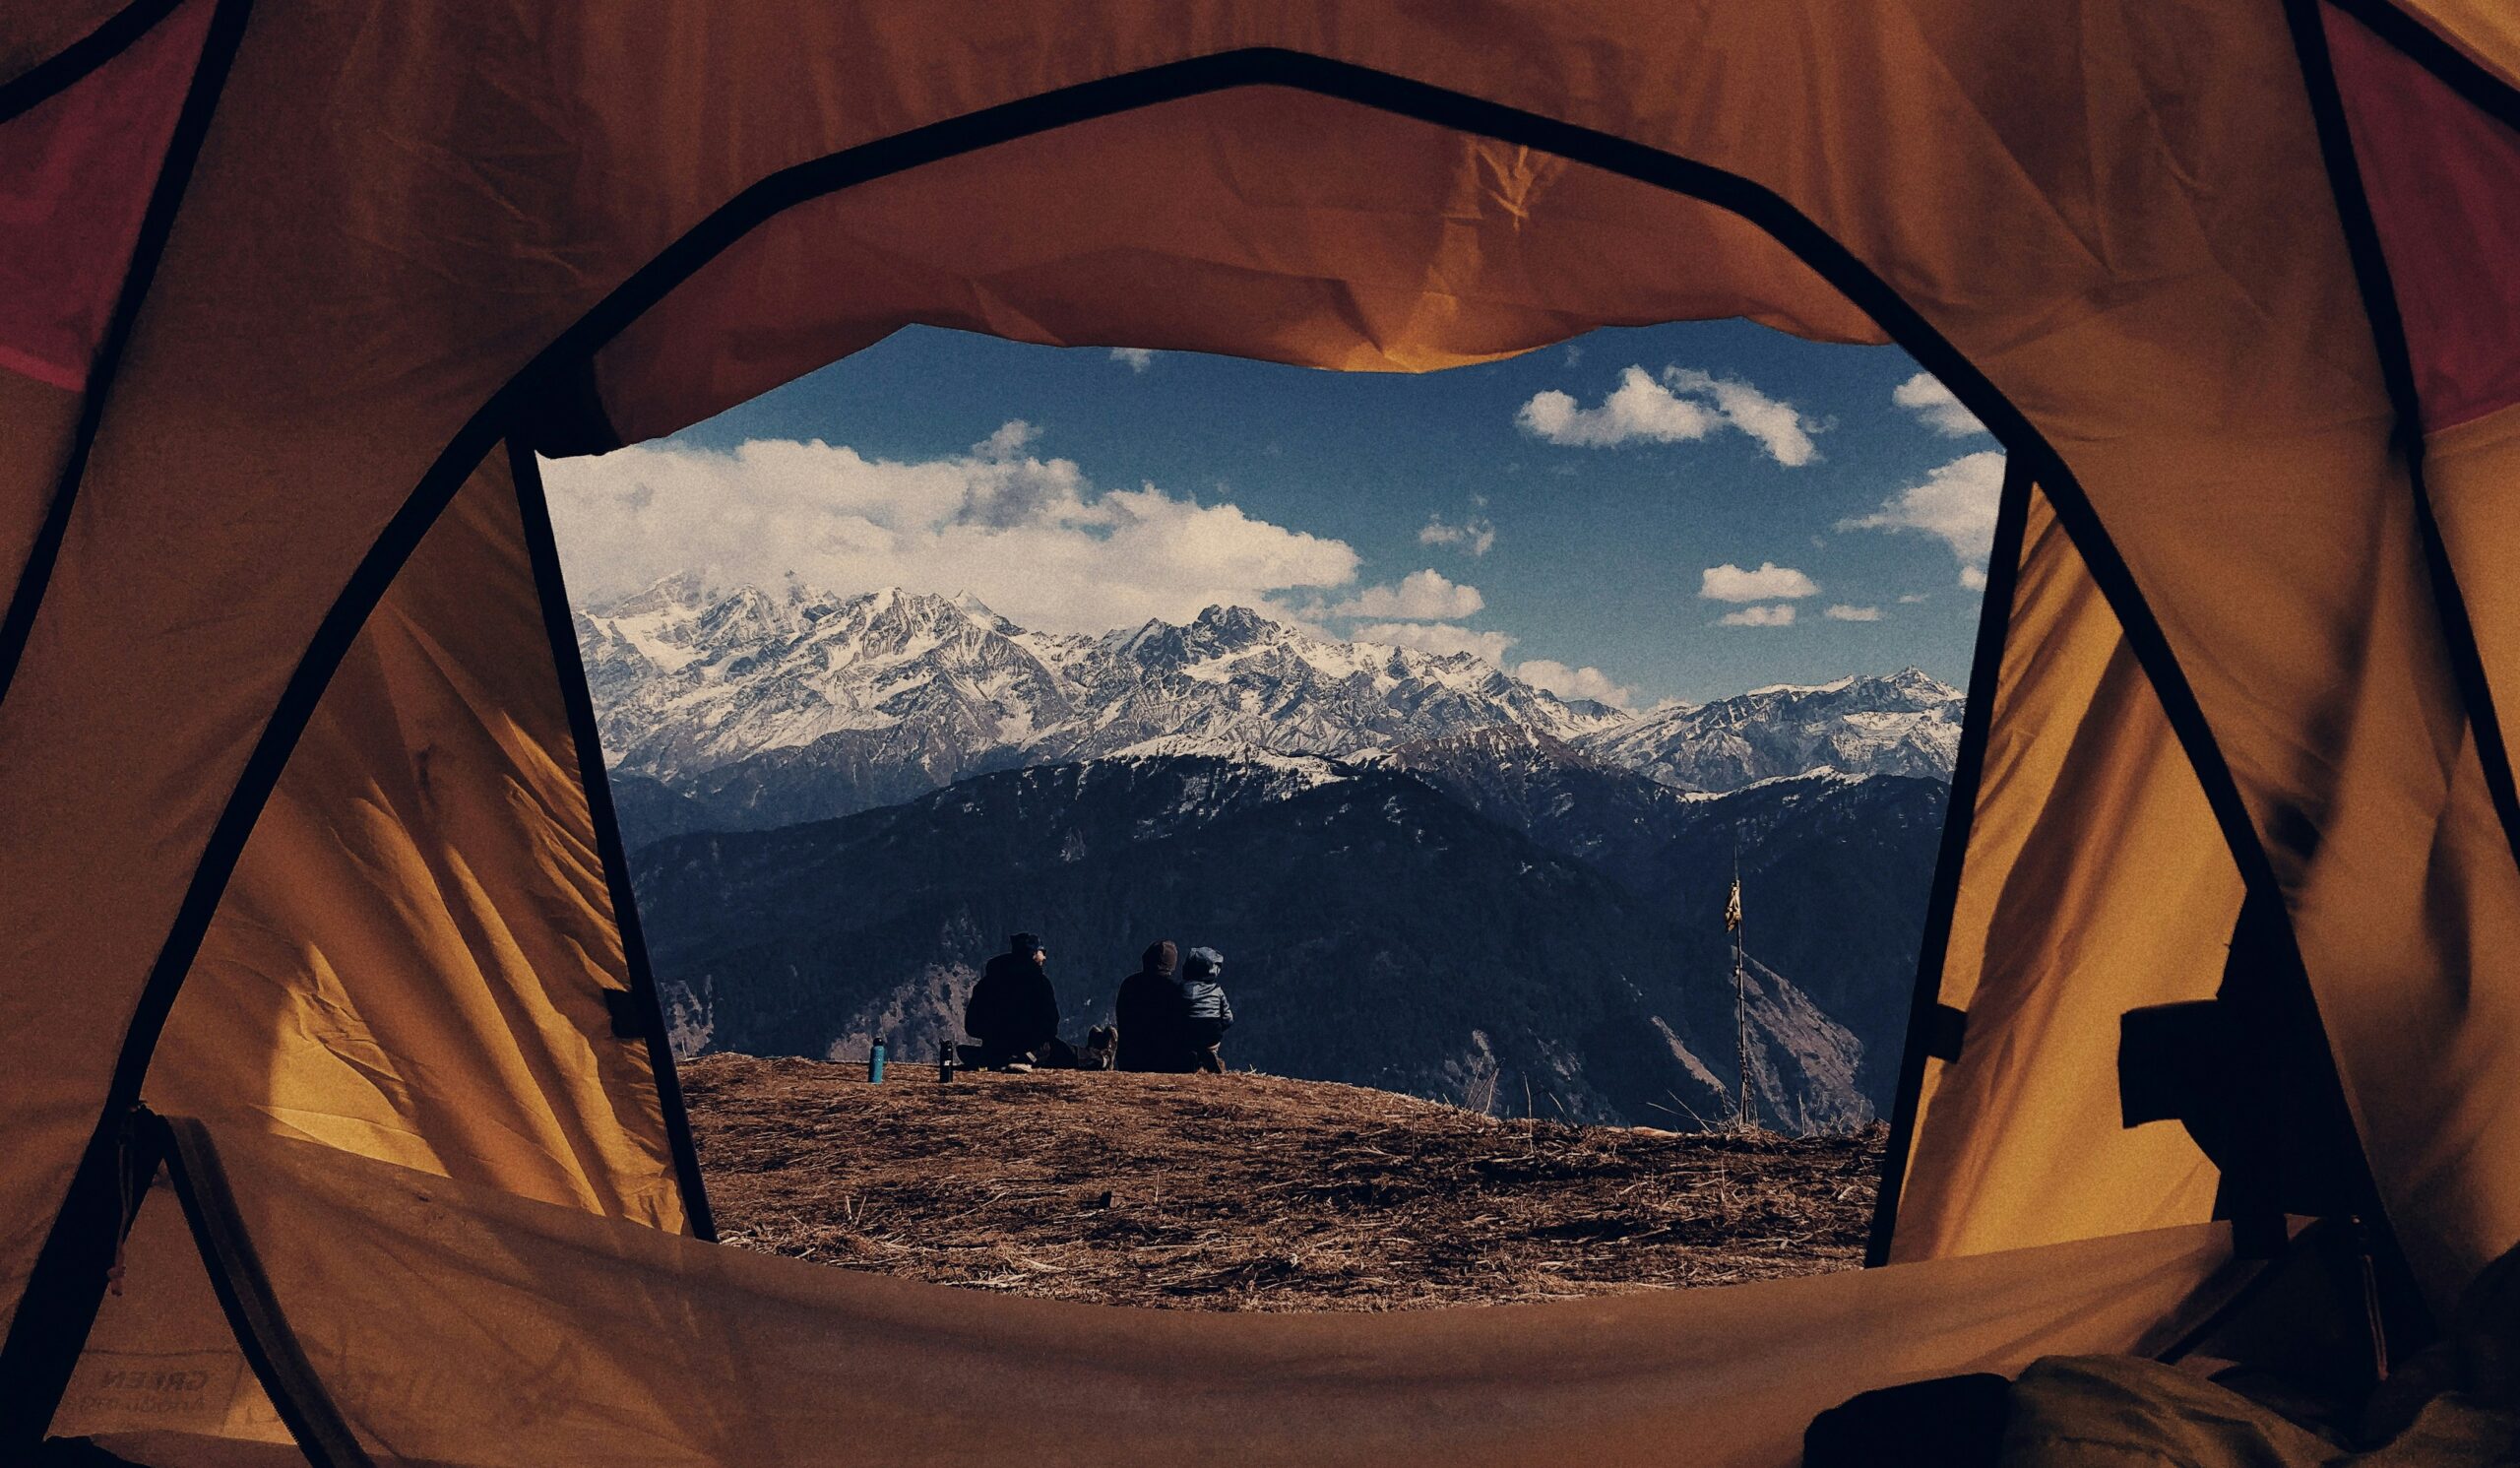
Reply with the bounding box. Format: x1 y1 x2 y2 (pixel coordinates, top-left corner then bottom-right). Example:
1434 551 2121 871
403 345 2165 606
543 319 2002 709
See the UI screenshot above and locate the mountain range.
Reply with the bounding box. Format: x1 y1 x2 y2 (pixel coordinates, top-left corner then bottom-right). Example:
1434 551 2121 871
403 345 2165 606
582 575 1963 1128
580 575 1963 844
635 748 1945 1130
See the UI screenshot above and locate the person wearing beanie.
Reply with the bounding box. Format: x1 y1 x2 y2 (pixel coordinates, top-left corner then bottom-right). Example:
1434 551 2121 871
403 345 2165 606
964 930 1060 1070
1112 939 1180 1072
1174 946 1235 1074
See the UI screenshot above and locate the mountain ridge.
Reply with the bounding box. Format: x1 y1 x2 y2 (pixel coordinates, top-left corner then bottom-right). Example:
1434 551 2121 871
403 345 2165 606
580 574 1964 843
636 744 1938 1128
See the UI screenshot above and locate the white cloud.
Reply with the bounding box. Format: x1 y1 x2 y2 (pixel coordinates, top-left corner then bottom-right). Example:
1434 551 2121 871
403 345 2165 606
1418 513 1496 557
1717 605 1797 628
1331 567 1484 620
1960 564 1989 591
541 423 1360 635
1839 450 2007 563
1824 605 1884 622
1515 659 1636 709
1664 368 1821 467
1353 621 1517 665
1515 365 1821 466
1897 593 1930 605
1517 366 1719 448
973 419 1040 461
1110 348 1157 372
1699 561 1820 603
1893 371 1986 436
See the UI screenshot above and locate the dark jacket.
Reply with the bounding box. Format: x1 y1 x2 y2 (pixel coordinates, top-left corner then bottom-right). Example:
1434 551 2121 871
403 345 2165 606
1118 949 1234 1072
1113 967 1177 1072
965 951 1058 1051
1175 948 1233 1055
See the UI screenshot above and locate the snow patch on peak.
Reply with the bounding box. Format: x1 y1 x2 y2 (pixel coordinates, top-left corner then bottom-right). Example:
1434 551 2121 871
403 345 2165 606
1746 675 1856 697
1576 669 1965 791
1107 735 1350 787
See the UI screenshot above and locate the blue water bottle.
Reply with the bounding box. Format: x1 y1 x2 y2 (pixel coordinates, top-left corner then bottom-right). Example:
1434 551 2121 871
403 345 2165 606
868 1040 886 1084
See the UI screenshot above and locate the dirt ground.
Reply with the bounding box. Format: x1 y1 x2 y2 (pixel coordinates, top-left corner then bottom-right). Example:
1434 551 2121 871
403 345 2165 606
681 1053 1886 1312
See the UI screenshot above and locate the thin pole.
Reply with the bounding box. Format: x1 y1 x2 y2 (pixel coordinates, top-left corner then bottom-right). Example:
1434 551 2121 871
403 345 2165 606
1730 830 1754 1131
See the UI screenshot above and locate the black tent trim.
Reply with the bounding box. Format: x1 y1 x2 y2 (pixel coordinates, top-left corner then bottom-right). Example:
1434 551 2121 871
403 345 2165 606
2270 2 2514 1329
2325 0 2520 133
154 1115 376 1468
2289 0 2520 879
509 440 718 1242
0 0 263 1445
1863 457 2035 1265
23 1110 369 1465
0 0 250 712
0 0 190 124
0 43 2369 1437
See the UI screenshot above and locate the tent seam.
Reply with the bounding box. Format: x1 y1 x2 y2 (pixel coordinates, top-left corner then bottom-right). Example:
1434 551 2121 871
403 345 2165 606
1864 454 2036 1265
0 0 260 1443
0 0 188 123
0 0 250 711
2323 0 2520 130
507 439 718 1241
2284 0 2520 883
156 1114 377 1468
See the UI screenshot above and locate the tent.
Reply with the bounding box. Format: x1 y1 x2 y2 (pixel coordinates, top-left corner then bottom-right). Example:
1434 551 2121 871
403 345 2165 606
4 0 2518 1462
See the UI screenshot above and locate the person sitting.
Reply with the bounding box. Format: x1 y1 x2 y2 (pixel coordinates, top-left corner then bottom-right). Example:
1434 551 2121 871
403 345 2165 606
1176 946 1234 1074
1113 940 1180 1072
964 931 1060 1071
1113 941 1236 1073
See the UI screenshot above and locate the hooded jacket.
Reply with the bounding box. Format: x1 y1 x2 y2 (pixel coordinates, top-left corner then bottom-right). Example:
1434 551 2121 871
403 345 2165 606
1113 940 1180 1073
1175 947 1234 1028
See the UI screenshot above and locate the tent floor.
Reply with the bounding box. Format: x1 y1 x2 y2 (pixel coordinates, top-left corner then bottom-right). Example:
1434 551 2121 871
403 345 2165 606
682 1052 1883 1311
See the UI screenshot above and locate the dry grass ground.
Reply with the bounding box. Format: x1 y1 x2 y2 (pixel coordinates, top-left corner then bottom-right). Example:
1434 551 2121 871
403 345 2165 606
682 1053 1885 1312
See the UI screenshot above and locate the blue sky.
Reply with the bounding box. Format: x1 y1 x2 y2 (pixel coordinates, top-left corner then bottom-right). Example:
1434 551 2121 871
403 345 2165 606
545 319 2002 708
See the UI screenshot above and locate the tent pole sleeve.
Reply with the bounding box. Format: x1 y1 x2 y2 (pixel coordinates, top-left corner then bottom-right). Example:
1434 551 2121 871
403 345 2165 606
156 1115 375 1468
0 0 190 123
1864 456 2035 1265
507 438 717 1241
2319 0 2520 131
2285 0 2520 879
0 0 254 709
0 0 255 1442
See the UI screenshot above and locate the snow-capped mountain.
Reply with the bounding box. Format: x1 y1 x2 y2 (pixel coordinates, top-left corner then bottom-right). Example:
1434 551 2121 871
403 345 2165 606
1575 669 1963 792
578 574 1625 832
578 573 1967 841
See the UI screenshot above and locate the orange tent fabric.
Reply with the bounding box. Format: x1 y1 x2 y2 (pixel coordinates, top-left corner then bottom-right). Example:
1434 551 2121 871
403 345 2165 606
55 1124 2260 1468
2 0 2516 1461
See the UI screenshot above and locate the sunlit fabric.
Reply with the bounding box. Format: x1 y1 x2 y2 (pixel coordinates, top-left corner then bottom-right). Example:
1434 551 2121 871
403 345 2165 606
145 453 689 1231
1891 488 2235 1261
57 1127 2256 1468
